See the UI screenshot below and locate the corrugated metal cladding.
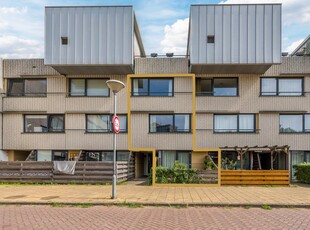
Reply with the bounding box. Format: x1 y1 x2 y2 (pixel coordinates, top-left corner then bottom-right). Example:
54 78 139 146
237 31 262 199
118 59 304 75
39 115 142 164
45 6 134 66
189 4 281 65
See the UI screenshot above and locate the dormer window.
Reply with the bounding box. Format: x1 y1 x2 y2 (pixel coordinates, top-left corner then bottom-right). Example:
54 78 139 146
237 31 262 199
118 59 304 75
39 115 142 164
61 37 68 45
207 35 215 43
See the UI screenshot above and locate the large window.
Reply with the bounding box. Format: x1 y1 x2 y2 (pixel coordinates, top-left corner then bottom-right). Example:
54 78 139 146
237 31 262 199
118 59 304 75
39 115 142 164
24 115 64 133
158 151 191 168
280 114 310 133
132 78 173 96
150 114 191 133
69 79 109 96
85 151 129 161
214 114 256 133
261 78 303 96
52 151 68 161
196 78 238 96
86 114 127 133
8 79 47 96
36 150 68 161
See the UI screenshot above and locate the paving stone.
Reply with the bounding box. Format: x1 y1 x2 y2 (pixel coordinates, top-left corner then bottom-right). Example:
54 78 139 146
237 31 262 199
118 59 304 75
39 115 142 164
1 206 310 230
0 184 309 207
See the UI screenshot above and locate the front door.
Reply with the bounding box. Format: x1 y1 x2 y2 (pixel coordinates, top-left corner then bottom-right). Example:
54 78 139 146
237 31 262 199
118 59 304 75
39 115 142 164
134 152 152 178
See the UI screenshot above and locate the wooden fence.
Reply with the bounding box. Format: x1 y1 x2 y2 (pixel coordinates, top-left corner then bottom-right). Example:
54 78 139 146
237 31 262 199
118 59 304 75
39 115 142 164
221 170 290 185
0 161 133 184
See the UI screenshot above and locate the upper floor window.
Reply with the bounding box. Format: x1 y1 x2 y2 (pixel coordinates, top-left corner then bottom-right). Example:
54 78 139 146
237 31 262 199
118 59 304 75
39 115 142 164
149 114 191 133
8 79 47 97
69 79 109 96
214 114 256 133
86 114 127 133
24 114 64 133
280 114 310 133
261 77 303 96
132 78 173 96
196 77 238 96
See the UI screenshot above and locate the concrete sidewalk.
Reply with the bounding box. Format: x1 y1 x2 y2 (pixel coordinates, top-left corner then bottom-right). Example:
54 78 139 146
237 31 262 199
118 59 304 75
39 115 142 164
1 183 310 207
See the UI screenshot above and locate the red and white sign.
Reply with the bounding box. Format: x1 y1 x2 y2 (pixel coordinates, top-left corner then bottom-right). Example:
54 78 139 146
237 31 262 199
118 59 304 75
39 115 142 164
112 116 120 133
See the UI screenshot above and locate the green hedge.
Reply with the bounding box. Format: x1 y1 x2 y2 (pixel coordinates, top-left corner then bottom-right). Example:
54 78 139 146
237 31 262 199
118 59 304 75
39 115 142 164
149 161 202 184
293 163 310 184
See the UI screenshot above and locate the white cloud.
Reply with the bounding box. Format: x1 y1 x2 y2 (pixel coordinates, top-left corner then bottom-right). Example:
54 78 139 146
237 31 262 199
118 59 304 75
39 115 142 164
0 35 43 58
0 20 9 29
285 39 304 53
0 7 27 14
160 18 189 55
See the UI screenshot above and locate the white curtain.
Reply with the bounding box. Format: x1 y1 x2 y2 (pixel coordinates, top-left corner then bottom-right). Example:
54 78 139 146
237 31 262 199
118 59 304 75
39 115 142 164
70 79 85 96
161 151 176 168
178 152 190 168
279 79 302 96
150 116 157 132
305 115 310 131
261 78 276 95
87 79 108 96
239 115 254 132
168 80 173 96
37 150 52 161
214 115 237 132
133 79 139 95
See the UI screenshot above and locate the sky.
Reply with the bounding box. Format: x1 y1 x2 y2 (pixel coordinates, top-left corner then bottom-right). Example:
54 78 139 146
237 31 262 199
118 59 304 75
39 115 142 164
0 0 309 58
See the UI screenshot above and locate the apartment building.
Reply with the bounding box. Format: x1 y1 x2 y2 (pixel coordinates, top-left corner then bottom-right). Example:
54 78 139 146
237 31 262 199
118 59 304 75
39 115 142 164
0 4 309 183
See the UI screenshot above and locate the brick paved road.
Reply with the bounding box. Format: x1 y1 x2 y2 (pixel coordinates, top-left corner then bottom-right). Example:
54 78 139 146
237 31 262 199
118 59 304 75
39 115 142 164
1 206 310 230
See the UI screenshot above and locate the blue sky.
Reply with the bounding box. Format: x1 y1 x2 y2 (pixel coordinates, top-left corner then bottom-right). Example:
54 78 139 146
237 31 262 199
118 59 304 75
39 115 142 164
0 0 309 58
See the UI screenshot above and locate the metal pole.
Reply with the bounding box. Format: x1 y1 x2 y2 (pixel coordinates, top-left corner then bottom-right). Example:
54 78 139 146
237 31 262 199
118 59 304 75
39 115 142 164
112 91 117 199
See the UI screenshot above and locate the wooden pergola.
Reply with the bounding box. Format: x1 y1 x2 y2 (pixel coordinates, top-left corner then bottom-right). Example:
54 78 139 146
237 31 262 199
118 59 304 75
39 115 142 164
220 145 290 170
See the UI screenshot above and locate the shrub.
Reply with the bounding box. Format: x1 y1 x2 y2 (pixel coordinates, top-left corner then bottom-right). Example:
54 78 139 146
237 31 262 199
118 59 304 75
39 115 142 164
149 161 202 184
293 163 310 184
204 157 215 170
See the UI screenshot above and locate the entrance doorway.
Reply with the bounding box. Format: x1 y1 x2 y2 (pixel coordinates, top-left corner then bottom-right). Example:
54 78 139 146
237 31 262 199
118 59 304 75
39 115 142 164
134 152 152 179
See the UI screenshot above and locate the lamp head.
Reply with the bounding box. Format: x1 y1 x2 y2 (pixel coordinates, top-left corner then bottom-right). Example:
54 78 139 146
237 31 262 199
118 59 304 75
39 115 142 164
106 80 125 93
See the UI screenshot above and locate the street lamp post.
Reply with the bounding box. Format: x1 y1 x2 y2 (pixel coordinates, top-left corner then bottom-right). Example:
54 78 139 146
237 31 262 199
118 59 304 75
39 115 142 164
106 80 125 199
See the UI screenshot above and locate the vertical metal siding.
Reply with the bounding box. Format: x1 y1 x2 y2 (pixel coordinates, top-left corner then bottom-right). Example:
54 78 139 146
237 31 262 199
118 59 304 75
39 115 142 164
272 5 281 63
189 4 281 65
264 5 273 63
214 6 223 64
206 6 215 63
247 5 256 64
231 5 239 64
190 6 199 64
222 6 231 64
239 5 248 63
45 6 133 65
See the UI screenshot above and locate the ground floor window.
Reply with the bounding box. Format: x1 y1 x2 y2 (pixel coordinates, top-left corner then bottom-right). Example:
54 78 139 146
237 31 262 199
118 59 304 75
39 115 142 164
157 151 191 168
52 151 68 161
291 150 310 179
36 150 68 161
84 151 130 161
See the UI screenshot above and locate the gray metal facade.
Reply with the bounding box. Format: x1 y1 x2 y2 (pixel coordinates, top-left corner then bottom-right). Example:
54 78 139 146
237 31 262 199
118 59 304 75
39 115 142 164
44 6 138 73
188 4 281 73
